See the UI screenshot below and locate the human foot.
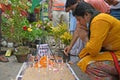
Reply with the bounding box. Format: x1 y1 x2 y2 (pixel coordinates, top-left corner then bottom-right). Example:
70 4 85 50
0 55 9 62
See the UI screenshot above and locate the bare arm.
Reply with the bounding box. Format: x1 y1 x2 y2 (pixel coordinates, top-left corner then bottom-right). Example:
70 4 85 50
64 22 88 55
64 22 81 55
69 29 79 49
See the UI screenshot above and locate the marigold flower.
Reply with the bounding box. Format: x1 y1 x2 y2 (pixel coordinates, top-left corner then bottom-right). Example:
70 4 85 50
60 32 72 45
27 27 32 32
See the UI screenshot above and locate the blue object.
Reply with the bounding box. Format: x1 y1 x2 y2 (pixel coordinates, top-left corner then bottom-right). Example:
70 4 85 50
69 12 77 34
110 9 120 20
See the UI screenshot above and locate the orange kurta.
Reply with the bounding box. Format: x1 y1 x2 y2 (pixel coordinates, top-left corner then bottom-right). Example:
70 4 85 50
77 13 120 72
84 0 110 13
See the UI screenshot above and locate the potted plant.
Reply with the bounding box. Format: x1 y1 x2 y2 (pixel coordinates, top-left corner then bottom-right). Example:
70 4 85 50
14 46 30 63
0 0 39 62
1 0 52 63
50 23 71 62
1 0 30 45
1 0 50 46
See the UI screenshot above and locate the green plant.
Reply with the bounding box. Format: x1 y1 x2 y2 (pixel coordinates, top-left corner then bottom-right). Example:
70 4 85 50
50 22 68 41
35 20 52 34
1 0 51 45
1 0 53 46
50 23 70 48
60 32 72 45
14 46 30 63
21 19 44 42
14 46 30 55
1 0 29 42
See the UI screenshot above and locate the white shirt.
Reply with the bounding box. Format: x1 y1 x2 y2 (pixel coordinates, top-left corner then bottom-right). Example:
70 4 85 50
111 1 120 9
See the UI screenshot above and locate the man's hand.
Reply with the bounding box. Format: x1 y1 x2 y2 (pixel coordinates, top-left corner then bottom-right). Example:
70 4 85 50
64 46 71 56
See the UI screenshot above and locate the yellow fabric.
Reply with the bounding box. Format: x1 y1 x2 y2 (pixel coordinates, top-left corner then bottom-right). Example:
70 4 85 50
77 13 120 72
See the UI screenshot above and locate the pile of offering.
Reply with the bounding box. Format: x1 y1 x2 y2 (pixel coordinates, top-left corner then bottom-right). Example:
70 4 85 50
22 56 76 80
34 56 54 68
